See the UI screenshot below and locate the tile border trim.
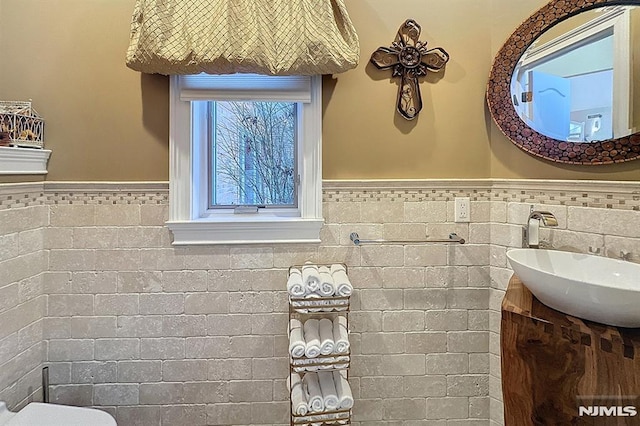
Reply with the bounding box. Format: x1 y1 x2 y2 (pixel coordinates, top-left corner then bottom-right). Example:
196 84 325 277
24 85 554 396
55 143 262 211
0 179 639 209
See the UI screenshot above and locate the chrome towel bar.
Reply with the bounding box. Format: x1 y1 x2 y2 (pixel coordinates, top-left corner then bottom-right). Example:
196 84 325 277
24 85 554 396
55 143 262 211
349 232 465 246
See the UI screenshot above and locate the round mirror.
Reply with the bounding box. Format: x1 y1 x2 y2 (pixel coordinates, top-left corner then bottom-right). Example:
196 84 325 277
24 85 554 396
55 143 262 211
487 0 640 165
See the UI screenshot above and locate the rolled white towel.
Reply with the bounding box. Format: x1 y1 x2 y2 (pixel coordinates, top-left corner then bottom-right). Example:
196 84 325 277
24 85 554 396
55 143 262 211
287 268 306 297
318 365 333 370
302 265 321 294
333 370 354 409
317 266 336 297
330 264 353 297
306 292 322 313
303 372 324 413
299 365 319 372
289 317 302 335
306 416 347 425
288 372 308 416
318 318 335 355
303 319 322 358
332 316 350 354
334 298 348 312
289 318 306 358
291 355 350 373
292 293 323 313
317 371 340 411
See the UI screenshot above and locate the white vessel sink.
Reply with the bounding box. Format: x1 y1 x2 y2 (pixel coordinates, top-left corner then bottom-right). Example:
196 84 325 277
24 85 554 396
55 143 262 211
506 249 640 328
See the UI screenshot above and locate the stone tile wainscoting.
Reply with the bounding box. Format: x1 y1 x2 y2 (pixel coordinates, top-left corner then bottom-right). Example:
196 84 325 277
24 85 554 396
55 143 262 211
0 180 638 425
0 184 48 410
485 180 640 426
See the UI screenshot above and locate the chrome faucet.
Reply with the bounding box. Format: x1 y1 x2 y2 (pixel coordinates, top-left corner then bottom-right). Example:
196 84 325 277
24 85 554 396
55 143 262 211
620 250 632 261
588 246 602 256
526 209 558 248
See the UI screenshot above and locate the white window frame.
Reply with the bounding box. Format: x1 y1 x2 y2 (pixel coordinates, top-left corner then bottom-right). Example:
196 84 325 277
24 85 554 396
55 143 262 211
167 75 323 245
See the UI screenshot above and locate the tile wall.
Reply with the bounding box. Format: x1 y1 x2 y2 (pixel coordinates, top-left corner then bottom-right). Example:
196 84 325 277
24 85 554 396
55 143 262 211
0 180 638 425
486 182 640 426
0 185 48 410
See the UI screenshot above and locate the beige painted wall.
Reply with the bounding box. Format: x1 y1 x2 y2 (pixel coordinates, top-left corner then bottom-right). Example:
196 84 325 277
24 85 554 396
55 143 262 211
323 0 493 179
0 0 169 181
0 0 638 181
633 7 640 134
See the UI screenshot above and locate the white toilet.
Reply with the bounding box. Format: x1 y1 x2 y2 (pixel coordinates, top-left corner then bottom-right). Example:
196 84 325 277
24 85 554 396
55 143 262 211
0 401 116 426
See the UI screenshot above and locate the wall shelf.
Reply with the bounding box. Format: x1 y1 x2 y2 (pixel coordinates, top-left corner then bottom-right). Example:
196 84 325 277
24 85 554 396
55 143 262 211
0 146 51 175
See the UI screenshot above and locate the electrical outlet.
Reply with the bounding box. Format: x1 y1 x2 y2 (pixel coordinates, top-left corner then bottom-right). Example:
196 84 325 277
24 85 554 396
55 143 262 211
455 197 470 222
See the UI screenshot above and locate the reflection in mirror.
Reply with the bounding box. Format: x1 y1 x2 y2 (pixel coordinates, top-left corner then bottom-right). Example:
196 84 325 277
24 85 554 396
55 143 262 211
511 6 637 143
487 0 640 165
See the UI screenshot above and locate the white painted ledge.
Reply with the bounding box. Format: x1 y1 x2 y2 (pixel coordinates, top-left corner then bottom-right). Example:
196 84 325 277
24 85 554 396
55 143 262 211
167 218 324 245
0 146 51 175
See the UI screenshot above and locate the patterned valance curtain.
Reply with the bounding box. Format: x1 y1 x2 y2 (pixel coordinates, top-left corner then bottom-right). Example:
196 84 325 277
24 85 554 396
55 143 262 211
125 0 360 75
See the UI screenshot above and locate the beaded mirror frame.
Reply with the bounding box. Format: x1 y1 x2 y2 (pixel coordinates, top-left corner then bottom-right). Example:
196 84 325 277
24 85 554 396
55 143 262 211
487 0 640 165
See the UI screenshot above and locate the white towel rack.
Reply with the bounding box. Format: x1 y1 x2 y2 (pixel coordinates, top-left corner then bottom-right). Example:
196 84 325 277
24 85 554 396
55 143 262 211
287 264 352 426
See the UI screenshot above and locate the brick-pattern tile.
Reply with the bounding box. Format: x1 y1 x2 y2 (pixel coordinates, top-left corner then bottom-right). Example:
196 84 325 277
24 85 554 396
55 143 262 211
1 181 639 425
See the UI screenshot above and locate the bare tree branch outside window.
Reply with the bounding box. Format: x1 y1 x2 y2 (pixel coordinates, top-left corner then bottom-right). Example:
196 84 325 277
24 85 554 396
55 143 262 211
212 101 296 206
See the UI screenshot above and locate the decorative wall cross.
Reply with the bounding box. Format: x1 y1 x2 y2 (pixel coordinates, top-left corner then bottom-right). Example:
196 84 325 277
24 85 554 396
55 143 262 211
370 19 450 120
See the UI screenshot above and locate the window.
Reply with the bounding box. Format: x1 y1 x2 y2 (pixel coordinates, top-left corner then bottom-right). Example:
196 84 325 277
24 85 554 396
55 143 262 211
167 74 323 245
207 100 297 208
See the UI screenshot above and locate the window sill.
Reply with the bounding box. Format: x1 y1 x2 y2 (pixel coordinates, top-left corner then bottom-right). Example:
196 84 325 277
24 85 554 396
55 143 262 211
0 146 51 175
166 217 324 245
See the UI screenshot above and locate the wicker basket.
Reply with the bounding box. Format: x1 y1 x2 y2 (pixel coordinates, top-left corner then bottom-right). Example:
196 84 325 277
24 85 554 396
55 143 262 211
0 101 44 148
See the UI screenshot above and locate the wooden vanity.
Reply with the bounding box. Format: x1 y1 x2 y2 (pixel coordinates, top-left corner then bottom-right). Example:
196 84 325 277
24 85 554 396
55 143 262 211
501 275 640 425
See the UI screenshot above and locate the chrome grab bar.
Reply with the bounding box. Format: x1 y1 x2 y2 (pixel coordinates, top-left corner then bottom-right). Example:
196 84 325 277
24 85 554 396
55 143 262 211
349 232 465 246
